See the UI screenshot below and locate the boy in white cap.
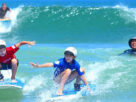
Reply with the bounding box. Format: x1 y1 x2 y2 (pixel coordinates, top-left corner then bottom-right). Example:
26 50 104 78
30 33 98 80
30 47 90 95
0 40 35 82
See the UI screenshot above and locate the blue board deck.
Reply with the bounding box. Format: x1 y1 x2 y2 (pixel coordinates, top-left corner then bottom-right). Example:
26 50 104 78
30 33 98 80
0 20 11 22
50 84 96 100
0 78 24 89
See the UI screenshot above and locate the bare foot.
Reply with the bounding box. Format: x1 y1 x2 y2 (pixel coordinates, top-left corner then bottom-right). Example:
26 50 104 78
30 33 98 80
57 90 63 96
11 79 17 83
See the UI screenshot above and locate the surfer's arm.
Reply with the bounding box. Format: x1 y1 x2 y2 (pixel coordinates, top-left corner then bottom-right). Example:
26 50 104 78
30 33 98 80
8 9 11 12
15 41 35 48
81 75 91 92
76 66 90 90
30 62 53 68
7 7 11 12
81 75 89 87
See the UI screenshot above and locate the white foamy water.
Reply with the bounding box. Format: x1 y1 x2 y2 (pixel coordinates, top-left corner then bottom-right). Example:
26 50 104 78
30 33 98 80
0 6 23 33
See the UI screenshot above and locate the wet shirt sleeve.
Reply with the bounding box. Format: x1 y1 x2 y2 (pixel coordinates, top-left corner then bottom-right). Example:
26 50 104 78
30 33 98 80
123 49 132 55
7 45 19 54
6 7 10 11
76 63 84 76
53 60 61 68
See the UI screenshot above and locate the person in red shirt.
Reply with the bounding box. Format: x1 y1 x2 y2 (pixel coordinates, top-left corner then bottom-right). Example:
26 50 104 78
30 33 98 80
0 40 35 82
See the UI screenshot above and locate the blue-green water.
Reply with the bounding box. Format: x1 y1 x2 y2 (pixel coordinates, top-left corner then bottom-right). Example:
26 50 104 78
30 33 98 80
0 0 136 102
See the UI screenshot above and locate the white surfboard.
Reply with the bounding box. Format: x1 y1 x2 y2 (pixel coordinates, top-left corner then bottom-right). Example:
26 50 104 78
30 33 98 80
0 70 24 89
0 78 24 89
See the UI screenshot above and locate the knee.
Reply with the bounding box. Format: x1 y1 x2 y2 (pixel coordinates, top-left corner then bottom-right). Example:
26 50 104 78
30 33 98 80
65 69 72 75
80 68 85 74
11 59 18 66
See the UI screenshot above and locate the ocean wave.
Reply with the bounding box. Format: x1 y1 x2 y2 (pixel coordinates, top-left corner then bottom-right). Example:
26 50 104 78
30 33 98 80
2 5 136 44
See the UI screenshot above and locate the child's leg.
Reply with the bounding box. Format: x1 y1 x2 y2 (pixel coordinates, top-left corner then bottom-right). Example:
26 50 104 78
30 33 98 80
66 68 85 84
57 69 72 95
11 58 18 82
65 70 78 84
54 68 85 95
54 74 62 84
76 68 85 84
66 68 85 91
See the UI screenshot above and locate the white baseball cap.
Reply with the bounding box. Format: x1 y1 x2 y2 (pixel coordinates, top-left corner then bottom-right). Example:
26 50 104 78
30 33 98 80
0 40 6 46
64 47 77 57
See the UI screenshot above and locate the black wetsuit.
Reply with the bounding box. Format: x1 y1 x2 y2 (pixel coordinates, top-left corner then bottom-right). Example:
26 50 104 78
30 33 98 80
120 49 136 55
0 7 10 18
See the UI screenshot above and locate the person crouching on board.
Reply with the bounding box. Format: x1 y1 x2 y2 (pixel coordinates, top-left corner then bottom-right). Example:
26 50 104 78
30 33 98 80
30 47 90 95
0 40 35 83
120 37 136 55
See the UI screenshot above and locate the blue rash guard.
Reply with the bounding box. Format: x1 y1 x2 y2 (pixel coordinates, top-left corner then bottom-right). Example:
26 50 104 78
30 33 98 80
120 49 136 55
53 58 84 78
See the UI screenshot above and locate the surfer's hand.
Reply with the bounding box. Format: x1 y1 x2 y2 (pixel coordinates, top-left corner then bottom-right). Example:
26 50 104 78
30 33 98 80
30 62 39 68
29 41 35 46
27 41 35 48
86 85 91 93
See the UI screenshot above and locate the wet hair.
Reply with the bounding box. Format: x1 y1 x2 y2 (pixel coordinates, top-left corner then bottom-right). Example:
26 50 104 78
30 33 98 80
2 3 6 6
64 51 74 57
129 38 136 48
0 45 6 49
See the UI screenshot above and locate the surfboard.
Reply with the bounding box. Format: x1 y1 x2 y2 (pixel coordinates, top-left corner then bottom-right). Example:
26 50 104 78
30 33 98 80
0 18 11 22
0 78 24 89
50 83 96 100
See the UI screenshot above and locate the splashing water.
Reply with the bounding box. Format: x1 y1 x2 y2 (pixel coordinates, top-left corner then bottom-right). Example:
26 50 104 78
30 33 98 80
0 6 23 33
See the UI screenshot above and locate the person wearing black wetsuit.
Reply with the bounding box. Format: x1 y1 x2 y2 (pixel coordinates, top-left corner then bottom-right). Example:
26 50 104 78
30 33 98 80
121 37 136 55
0 3 10 19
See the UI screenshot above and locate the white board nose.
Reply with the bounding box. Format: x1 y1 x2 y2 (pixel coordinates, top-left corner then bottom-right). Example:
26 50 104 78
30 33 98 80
1 70 12 79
